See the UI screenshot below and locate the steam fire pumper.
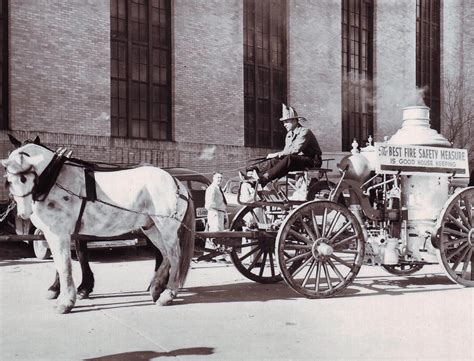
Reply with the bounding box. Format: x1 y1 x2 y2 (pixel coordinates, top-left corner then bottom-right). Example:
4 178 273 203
272 106 473 298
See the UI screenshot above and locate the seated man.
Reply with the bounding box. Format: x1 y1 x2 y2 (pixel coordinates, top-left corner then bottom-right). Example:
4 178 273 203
241 104 322 188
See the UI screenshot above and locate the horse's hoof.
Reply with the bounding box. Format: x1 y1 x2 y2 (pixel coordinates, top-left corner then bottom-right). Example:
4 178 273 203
150 285 165 303
45 289 60 300
155 289 176 306
77 289 91 300
55 304 73 314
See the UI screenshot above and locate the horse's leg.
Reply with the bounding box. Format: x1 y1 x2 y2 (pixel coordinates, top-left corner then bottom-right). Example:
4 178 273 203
74 239 94 299
148 218 182 306
143 227 170 303
46 233 76 314
45 271 60 300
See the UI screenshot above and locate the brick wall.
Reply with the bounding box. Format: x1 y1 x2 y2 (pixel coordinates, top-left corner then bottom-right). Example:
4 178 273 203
288 0 342 154
374 0 417 141
9 0 110 136
173 0 244 146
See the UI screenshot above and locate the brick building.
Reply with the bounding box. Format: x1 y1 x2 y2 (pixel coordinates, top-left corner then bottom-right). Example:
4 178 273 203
0 0 472 196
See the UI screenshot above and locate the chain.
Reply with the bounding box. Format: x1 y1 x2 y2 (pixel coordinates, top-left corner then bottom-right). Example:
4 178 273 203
0 201 16 223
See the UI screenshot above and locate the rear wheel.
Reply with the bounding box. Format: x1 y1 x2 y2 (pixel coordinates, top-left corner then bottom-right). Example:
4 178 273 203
436 187 474 286
276 200 365 298
229 206 283 284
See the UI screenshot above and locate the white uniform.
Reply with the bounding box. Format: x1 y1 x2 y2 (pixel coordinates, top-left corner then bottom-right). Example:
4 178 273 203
205 182 227 232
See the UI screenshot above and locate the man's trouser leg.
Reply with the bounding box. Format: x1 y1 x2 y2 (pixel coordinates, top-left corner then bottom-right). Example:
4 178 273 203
263 155 314 182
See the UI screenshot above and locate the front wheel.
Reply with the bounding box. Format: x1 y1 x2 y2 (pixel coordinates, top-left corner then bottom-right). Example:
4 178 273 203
382 264 423 276
33 229 51 260
276 200 365 298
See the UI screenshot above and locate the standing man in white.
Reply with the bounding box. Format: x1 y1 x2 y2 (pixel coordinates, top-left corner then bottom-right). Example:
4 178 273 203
205 172 228 258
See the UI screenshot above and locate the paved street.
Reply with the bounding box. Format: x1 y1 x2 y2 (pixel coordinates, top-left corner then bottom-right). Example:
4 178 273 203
1 243 473 361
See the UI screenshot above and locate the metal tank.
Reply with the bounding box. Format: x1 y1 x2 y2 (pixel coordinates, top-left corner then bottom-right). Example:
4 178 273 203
389 106 451 262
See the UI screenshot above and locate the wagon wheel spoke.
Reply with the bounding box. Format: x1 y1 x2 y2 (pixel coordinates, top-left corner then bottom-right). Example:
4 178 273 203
290 255 314 277
322 262 333 291
446 242 469 262
442 227 468 238
311 210 321 238
451 245 471 272
326 258 345 282
328 222 353 243
447 214 471 234
299 216 317 242
268 250 276 277
454 203 471 229
329 253 353 269
285 251 312 265
332 234 358 248
325 211 342 239
301 260 317 288
314 262 322 292
238 245 261 262
248 249 264 271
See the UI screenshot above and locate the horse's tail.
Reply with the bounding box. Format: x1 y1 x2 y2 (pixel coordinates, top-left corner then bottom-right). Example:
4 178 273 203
176 193 195 287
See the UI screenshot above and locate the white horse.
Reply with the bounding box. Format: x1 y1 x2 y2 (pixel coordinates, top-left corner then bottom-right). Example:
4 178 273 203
2 141 195 314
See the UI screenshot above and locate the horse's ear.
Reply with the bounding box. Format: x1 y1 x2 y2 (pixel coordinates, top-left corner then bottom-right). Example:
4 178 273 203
33 136 41 145
7 134 22 148
1 159 8 167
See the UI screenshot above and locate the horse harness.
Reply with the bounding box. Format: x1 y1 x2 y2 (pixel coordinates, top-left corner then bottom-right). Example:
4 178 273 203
7 147 190 235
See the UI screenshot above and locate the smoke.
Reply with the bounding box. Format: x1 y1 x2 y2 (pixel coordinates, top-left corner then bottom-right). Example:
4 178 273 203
407 86 428 107
342 72 375 109
199 145 216 160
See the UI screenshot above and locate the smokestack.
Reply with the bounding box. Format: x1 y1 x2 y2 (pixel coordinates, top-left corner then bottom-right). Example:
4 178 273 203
389 106 451 147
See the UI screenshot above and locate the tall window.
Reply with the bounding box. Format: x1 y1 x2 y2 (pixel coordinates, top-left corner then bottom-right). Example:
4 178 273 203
341 0 374 151
244 0 287 148
0 0 8 129
111 0 171 139
416 0 440 131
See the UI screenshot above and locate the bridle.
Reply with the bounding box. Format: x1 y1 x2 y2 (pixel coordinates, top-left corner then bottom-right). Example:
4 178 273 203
4 165 39 198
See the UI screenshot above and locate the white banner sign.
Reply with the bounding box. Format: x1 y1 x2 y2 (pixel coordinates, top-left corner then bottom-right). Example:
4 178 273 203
374 143 470 175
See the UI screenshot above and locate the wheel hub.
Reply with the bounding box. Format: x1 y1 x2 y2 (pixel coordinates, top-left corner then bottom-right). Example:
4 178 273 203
312 238 333 258
468 228 474 247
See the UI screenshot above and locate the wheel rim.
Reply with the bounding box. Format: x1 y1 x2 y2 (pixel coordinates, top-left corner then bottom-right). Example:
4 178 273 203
382 263 423 276
276 200 365 298
229 206 282 284
437 188 474 286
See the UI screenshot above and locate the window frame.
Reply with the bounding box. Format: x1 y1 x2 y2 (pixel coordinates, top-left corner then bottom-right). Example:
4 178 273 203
244 0 287 149
416 0 440 132
111 0 172 140
341 0 374 151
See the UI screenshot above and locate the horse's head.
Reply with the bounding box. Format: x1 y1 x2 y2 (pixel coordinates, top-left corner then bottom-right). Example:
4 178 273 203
2 143 48 219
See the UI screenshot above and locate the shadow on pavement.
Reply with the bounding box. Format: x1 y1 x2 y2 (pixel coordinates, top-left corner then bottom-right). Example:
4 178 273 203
84 347 214 360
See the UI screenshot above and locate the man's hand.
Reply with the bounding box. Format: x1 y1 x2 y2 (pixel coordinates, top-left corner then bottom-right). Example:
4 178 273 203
266 152 280 159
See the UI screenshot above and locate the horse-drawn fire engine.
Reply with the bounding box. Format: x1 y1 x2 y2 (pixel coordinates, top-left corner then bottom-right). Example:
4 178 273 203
1 105 472 307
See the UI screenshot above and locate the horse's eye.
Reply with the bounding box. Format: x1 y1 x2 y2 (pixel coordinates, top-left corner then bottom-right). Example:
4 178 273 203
20 175 27 183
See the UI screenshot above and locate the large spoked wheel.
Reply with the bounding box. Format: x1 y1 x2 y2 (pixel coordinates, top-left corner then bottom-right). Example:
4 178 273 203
276 200 365 298
436 187 474 287
229 206 283 284
382 263 423 276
